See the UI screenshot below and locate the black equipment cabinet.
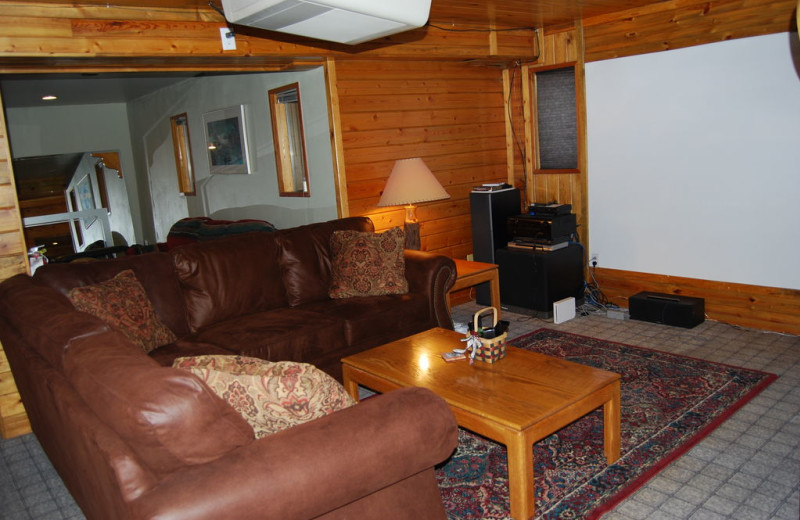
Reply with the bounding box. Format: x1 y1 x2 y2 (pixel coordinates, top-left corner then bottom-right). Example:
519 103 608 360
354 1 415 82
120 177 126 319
495 244 584 317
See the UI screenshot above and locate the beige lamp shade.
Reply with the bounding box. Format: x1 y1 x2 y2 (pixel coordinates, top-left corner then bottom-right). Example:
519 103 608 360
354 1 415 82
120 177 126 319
377 158 449 250
377 158 450 209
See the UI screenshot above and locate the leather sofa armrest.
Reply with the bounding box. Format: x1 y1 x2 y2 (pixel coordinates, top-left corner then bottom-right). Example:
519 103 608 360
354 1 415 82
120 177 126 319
404 250 457 330
131 387 458 520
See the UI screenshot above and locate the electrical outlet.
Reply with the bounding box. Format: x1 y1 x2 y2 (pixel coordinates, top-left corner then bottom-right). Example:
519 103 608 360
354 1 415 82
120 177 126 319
220 27 236 50
590 254 599 267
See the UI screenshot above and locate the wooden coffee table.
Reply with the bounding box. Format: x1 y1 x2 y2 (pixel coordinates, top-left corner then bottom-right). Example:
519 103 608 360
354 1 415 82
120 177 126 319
341 327 621 520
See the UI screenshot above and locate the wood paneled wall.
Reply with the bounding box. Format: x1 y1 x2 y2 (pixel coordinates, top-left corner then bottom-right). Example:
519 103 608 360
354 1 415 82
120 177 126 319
583 0 797 62
522 28 589 247
594 267 800 336
0 93 31 439
335 60 512 259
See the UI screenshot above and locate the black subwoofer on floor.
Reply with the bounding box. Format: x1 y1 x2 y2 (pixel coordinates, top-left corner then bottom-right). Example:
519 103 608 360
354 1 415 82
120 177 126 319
629 291 705 328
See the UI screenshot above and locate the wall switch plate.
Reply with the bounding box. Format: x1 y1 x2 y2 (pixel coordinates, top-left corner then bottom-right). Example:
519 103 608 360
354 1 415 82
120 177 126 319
553 297 576 324
220 28 236 50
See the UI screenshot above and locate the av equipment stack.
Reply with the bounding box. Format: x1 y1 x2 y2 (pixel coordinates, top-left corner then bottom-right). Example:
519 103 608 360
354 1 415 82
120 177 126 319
495 202 583 318
469 186 520 305
506 203 576 252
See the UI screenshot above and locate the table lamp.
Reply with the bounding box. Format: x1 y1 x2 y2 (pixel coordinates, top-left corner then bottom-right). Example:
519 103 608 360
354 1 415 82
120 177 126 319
377 158 450 249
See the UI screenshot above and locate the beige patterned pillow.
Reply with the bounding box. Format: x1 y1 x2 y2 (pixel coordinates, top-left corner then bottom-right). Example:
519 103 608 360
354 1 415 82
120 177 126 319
172 355 356 438
329 226 408 299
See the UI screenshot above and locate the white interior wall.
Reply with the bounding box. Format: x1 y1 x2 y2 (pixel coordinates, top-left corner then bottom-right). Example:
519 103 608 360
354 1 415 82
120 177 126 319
5 103 141 245
586 32 800 290
127 67 338 242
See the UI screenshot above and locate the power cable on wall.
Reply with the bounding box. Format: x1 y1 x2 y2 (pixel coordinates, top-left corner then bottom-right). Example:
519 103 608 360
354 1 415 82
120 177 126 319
502 29 541 210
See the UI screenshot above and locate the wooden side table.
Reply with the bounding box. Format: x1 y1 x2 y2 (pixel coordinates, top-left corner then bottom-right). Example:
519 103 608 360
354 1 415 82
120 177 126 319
448 258 502 318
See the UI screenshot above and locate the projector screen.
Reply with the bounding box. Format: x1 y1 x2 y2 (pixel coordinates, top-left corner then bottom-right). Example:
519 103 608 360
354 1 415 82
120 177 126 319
585 33 800 290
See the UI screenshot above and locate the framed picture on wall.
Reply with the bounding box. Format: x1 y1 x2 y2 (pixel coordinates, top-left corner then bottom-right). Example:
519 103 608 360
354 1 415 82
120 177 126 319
202 105 253 174
69 173 97 229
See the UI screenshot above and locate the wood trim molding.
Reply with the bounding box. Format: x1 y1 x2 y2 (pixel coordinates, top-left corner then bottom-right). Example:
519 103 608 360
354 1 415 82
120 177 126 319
323 58 349 218
593 267 800 335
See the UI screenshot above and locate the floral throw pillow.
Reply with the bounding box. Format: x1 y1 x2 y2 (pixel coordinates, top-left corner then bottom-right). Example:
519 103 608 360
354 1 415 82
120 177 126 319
328 226 409 299
172 355 356 438
67 269 177 354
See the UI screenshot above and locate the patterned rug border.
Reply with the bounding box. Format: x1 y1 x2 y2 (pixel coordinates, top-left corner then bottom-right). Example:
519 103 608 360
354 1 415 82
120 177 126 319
520 328 779 519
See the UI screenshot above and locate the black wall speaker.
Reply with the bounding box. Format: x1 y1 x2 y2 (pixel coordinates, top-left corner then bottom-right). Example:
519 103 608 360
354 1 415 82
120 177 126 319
470 188 520 305
629 292 705 328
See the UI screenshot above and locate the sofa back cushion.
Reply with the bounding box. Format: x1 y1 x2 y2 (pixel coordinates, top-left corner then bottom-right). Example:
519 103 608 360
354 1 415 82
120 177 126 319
63 332 254 476
276 217 374 307
170 232 286 332
0 274 111 371
34 253 190 337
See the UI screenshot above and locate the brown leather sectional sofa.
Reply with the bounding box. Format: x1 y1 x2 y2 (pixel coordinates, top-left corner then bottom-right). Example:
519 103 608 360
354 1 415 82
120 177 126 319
0 216 460 520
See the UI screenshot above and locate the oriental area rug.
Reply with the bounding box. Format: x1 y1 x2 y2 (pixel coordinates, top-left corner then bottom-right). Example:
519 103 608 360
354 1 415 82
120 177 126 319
435 328 776 520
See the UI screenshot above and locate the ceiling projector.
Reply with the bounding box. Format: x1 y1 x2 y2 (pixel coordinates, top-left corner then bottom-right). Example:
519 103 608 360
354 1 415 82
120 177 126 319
221 0 432 45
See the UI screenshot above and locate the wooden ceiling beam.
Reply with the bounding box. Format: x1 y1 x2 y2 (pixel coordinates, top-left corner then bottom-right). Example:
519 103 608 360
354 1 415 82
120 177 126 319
0 25 537 65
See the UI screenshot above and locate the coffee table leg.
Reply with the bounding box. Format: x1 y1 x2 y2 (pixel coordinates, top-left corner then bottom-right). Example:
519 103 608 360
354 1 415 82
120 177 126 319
603 379 621 464
341 367 360 402
506 435 534 520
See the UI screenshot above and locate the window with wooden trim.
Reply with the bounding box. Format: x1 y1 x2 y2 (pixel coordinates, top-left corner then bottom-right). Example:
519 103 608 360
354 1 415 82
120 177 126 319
268 83 310 197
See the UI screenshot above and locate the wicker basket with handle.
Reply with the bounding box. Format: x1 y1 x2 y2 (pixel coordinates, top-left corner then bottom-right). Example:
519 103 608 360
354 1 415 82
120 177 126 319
471 307 507 363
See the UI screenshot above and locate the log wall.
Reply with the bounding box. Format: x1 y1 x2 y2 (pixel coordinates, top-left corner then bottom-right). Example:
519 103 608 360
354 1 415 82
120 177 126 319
335 60 512 259
0 92 31 439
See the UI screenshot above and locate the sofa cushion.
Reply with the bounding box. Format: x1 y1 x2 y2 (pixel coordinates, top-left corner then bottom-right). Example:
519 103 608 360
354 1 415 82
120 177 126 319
276 217 374 307
173 355 355 438
297 293 431 349
67 270 177 354
34 252 191 337
188 308 347 366
170 233 287 332
63 333 254 476
329 227 408 299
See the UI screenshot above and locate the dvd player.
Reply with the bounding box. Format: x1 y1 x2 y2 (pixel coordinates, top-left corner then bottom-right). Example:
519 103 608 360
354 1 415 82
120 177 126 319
507 213 576 243
528 202 572 217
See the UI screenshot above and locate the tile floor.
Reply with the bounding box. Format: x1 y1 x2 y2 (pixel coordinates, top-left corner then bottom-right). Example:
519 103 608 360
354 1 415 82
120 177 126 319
1 301 798 520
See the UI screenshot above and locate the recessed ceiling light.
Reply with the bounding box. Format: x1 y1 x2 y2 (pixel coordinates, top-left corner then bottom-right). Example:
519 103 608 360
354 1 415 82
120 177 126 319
41 95 57 101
